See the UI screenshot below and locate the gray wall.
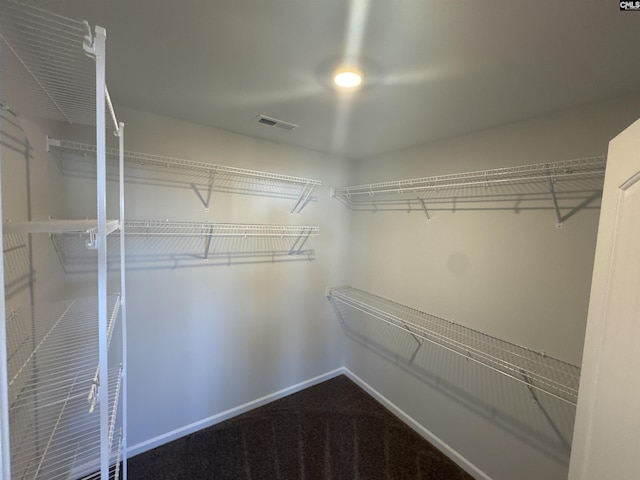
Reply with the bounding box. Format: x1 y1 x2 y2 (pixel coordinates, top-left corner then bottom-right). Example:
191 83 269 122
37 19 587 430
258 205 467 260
7 91 640 479
341 93 640 480
61 107 351 449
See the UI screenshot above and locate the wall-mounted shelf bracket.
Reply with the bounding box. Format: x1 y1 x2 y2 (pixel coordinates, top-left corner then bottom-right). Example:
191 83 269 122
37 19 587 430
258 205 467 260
203 173 216 212
86 227 98 249
290 182 316 215
417 198 432 223
547 172 563 228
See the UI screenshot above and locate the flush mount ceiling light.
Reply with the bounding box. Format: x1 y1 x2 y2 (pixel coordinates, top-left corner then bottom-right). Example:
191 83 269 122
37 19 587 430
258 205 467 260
316 57 380 92
333 69 363 89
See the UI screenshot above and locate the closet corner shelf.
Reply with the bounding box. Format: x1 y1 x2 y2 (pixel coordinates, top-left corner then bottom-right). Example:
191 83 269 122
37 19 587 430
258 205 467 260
331 156 606 226
47 138 322 214
327 286 580 406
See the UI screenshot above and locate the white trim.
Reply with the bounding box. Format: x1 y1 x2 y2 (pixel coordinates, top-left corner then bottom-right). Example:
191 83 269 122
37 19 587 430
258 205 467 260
127 368 344 457
342 368 492 480
128 366 487 480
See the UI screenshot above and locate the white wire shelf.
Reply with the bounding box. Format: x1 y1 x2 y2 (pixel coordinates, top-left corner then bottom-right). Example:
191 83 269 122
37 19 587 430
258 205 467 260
124 220 320 238
332 157 606 226
3 233 32 299
7 296 122 479
80 428 123 480
50 220 319 270
327 287 581 405
47 138 321 213
0 1 96 126
10 366 123 480
0 1 93 123
3 220 120 251
7 296 120 412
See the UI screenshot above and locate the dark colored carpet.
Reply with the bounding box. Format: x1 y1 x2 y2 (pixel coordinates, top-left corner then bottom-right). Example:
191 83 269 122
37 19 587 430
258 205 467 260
128 375 473 479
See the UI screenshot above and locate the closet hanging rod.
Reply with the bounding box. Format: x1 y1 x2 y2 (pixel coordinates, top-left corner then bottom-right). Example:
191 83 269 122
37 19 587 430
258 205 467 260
46 138 322 187
332 156 606 198
327 287 580 405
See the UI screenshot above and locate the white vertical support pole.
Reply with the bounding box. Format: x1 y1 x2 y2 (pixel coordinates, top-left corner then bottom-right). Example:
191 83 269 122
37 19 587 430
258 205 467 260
0 125 12 480
94 26 109 480
118 122 128 480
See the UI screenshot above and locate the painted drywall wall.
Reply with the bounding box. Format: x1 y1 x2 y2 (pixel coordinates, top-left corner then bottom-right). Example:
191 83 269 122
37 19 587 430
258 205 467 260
340 93 640 480
1 113 69 303
60 107 351 449
9 89 639 477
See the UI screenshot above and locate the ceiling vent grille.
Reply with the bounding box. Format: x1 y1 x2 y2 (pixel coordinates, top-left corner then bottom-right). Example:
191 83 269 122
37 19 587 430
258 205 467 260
257 114 299 131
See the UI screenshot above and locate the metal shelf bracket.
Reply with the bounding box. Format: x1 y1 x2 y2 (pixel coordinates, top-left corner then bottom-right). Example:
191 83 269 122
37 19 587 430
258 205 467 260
417 197 432 223
547 172 564 229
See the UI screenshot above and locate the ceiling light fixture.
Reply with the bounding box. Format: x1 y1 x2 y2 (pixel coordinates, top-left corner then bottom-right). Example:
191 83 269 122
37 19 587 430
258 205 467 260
334 70 362 88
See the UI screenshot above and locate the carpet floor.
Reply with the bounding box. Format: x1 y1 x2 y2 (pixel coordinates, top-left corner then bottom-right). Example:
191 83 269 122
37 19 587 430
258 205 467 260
127 375 474 479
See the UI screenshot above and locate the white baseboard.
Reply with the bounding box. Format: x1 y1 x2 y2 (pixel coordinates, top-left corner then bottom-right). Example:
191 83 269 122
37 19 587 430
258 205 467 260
127 367 344 458
342 368 492 480
128 366 489 480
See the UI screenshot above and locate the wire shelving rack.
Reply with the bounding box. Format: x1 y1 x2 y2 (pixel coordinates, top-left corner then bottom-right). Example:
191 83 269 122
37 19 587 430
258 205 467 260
48 220 320 271
47 138 321 214
0 1 128 479
0 1 97 126
327 286 581 406
332 157 606 227
7 297 122 479
123 220 320 238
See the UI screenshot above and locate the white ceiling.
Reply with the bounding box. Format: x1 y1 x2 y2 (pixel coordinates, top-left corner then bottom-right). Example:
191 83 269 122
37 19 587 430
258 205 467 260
45 1 640 159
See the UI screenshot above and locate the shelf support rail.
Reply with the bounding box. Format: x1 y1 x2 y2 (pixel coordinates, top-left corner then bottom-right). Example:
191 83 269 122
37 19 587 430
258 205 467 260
0 118 11 480
93 24 110 480
117 121 128 480
88 296 121 413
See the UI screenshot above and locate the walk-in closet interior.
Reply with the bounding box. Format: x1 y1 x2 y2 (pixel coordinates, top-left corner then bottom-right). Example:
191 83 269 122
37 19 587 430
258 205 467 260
1 1 640 479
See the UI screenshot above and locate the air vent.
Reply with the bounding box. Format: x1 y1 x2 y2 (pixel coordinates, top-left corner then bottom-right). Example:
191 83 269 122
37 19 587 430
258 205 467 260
257 114 299 131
